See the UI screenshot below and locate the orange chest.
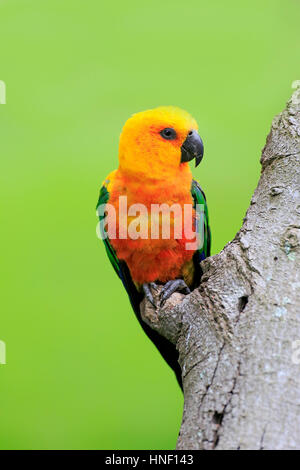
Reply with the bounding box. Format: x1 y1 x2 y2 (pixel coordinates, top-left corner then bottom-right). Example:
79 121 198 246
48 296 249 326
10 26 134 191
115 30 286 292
106 171 196 284
109 170 193 211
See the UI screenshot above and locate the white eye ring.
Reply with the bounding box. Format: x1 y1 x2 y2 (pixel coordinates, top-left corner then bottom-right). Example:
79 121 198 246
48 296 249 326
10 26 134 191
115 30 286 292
160 128 177 140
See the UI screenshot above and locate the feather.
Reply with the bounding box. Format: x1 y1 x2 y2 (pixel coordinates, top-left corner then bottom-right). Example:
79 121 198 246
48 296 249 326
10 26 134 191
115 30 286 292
96 178 210 389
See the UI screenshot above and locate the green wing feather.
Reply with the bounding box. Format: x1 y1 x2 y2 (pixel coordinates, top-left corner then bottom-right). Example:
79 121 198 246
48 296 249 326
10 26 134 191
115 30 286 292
191 179 211 261
96 183 121 277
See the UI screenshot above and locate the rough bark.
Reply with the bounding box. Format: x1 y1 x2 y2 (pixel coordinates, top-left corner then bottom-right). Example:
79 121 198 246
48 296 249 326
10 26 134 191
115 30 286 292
140 88 300 450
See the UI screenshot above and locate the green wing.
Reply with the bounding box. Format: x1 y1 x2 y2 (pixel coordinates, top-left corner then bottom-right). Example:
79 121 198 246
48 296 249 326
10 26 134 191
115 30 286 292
96 184 121 277
191 179 211 264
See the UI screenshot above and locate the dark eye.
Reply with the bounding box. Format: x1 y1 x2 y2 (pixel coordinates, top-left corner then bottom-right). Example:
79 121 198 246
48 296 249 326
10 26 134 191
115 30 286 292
160 127 177 140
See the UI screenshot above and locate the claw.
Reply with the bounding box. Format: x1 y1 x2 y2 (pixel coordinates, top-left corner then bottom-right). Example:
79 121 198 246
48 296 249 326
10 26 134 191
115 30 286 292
149 282 159 291
143 283 159 308
159 279 191 307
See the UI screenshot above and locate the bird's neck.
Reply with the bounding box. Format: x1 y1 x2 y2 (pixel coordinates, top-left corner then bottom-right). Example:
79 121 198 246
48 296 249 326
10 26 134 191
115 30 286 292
117 163 193 197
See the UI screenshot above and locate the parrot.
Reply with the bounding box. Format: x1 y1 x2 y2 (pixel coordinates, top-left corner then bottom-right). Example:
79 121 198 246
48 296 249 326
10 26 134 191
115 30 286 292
96 106 211 389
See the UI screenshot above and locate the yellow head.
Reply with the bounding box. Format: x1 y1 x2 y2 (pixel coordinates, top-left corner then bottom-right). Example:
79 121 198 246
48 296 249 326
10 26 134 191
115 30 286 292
118 106 203 180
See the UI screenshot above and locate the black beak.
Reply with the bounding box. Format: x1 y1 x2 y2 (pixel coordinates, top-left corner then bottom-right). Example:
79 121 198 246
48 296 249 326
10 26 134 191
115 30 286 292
181 130 204 167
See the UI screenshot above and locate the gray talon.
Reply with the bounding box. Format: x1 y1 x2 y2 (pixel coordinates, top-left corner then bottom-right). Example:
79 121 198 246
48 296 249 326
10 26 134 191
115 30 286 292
160 279 191 306
143 283 158 307
149 282 159 291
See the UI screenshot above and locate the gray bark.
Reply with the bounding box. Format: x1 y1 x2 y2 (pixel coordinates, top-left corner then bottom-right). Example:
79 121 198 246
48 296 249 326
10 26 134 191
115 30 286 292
140 87 300 450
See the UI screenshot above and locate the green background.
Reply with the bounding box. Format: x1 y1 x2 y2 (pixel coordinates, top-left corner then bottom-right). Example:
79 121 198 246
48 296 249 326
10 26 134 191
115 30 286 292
0 0 299 450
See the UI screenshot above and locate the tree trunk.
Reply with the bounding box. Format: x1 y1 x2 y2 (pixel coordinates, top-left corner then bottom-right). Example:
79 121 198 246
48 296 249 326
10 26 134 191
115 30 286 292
140 87 300 450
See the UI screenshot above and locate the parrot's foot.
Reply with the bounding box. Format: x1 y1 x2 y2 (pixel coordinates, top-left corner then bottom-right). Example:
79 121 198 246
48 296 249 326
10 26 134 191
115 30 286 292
160 279 190 307
142 282 159 308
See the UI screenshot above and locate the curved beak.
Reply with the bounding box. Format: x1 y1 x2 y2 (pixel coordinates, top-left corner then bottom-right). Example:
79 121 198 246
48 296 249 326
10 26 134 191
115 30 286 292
181 130 204 167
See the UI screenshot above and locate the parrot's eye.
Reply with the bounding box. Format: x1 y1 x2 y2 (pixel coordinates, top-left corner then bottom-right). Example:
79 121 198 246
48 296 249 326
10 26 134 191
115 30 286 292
160 127 177 140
